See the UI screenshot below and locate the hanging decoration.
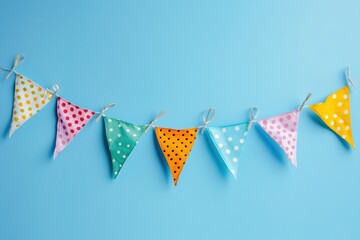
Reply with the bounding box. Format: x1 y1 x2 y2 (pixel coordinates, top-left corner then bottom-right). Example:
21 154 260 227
9 74 56 137
205 108 257 179
102 110 166 179
0 53 24 80
103 116 147 178
54 97 96 158
0 53 359 187
155 127 198 186
309 84 355 149
257 94 311 167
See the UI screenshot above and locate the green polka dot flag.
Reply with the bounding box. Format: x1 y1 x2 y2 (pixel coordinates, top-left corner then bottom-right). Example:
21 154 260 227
103 116 147 179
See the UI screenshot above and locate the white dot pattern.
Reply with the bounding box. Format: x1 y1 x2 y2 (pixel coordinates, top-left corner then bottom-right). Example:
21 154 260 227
104 116 147 179
206 122 250 179
309 86 354 148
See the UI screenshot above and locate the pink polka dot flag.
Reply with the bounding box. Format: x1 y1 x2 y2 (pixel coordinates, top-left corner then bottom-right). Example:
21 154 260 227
54 97 96 159
258 110 300 166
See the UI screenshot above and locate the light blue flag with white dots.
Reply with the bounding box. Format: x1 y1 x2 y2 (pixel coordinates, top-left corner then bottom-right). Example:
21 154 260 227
206 122 250 180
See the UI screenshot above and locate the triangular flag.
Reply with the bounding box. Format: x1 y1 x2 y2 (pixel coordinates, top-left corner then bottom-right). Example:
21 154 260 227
155 127 198 186
309 86 355 148
103 116 147 179
206 122 250 179
54 97 95 158
258 110 300 166
10 74 53 137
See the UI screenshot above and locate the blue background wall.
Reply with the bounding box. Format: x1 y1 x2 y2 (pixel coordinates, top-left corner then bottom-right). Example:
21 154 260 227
0 1 359 239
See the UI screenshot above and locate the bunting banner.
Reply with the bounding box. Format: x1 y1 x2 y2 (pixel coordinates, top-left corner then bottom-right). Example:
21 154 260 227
155 127 198 186
206 122 250 179
258 110 300 166
103 116 147 179
0 54 359 187
10 74 54 137
309 86 355 149
54 97 95 158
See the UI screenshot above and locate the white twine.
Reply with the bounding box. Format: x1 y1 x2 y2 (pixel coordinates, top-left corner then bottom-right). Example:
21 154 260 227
145 111 167 132
346 66 359 89
299 93 312 111
201 108 216 133
0 53 25 79
95 103 116 122
248 107 259 129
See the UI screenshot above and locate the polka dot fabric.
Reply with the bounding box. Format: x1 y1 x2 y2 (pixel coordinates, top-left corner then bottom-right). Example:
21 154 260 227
103 116 147 179
258 110 300 166
54 97 95 158
309 86 354 149
206 122 250 180
10 74 53 137
155 127 198 186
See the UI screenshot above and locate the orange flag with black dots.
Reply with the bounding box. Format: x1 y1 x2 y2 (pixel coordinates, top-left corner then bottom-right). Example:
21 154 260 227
155 127 198 186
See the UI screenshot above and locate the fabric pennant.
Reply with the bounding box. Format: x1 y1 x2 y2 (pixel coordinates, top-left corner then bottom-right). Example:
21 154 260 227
10 74 53 137
103 116 147 179
54 97 95 158
258 110 300 166
155 127 198 186
309 86 355 149
206 122 250 179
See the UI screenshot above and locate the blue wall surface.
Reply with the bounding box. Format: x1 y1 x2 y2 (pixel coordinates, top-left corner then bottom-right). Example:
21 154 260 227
1 1 360 239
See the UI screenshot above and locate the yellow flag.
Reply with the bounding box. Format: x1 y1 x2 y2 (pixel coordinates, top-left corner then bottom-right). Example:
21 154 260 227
309 86 354 149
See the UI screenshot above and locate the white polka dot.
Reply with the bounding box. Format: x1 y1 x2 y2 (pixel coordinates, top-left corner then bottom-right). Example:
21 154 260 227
345 125 350 130
333 114 338 118
338 102 343 107
339 119 344 124
342 135 347 139
234 145 239 151
227 137 233 142
122 155 126 159
234 126 240 131
112 159 115 163
108 119 112 123
118 124 122 127
336 127 341 132
127 144 130 148
218 143 223 148
232 157 238 163
325 115 329 119
330 121 334 126
133 133 137 137
126 129 130 132
244 131 248 136
214 134 219 139
108 138 112 142
137 127 141 131
332 94 337 99
117 133 121 137
119 164 122 168
109 128 113 132
230 169 235 175
343 94 348 99
221 128 227 133
240 139 245 144
225 149 231 154
118 142 122 146
344 109 349 115
117 150 120 154
114 171 118 175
